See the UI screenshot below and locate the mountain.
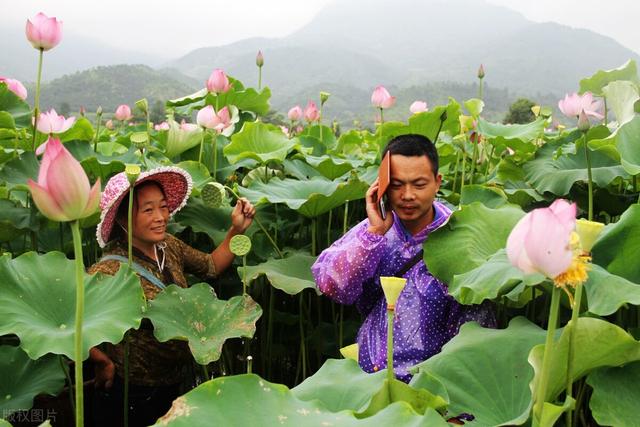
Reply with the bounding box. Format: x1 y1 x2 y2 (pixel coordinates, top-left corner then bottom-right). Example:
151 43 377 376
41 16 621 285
32 65 198 113
168 0 640 109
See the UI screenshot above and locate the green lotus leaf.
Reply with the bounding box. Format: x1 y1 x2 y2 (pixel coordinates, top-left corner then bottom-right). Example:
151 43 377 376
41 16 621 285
579 60 639 96
0 346 66 416
205 86 271 116
539 397 575 427
413 317 548 426
151 373 447 427
293 358 386 412
174 197 232 244
283 159 326 180
240 253 319 295
614 115 640 175
0 152 38 191
448 249 545 305
166 88 208 107
463 98 484 117
423 203 524 285
304 155 360 180
592 204 640 283
586 362 640 427
239 176 368 218
224 121 297 164
407 100 461 141
241 165 284 187
524 138 628 196
0 111 16 130
229 234 251 256
301 124 337 149
494 158 543 206
459 184 508 208
603 80 640 127
0 252 144 360
159 120 204 159
357 378 448 418
64 140 139 184
175 160 212 194
58 118 95 143
529 317 640 404
0 84 31 128
584 264 640 316
147 284 262 365
478 117 545 142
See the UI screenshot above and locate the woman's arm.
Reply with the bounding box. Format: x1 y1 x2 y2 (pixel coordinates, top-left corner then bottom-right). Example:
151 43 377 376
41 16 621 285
210 198 255 274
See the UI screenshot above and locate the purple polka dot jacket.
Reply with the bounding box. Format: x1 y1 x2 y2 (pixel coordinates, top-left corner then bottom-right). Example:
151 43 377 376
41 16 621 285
312 201 496 382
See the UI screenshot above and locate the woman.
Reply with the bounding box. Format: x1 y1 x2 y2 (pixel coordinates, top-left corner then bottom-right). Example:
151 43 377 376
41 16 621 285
89 166 255 426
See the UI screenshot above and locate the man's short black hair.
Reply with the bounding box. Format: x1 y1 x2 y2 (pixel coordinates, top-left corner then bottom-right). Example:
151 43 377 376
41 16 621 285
382 134 439 176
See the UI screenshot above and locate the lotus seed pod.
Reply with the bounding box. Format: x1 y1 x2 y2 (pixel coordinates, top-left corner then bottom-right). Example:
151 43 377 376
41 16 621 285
230 234 252 256
201 182 226 208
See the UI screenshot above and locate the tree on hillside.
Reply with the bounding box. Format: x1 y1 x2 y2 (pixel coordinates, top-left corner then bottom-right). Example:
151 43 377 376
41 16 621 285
150 100 165 124
503 98 536 124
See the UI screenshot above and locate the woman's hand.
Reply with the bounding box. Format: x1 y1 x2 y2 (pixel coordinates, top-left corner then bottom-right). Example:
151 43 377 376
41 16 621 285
230 198 256 234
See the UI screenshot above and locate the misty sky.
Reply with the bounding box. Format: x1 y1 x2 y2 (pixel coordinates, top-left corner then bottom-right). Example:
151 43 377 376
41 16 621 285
2 0 639 58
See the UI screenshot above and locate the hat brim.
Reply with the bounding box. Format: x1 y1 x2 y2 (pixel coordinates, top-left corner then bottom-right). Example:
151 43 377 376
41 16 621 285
96 166 193 248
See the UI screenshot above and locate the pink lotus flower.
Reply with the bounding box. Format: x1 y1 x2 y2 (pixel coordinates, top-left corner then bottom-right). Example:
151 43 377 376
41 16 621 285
180 120 199 132
197 105 236 135
371 85 395 109
114 104 132 121
410 101 428 114
36 108 75 134
206 69 231 94
256 50 264 67
25 12 63 51
154 122 170 131
28 137 100 222
506 199 576 279
105 119 114 130
0 77 28 100
558 92 604 120
288 105 303 122
303 101 320 123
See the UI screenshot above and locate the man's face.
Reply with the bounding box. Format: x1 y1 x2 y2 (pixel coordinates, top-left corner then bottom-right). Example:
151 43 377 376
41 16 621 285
387 154 442 235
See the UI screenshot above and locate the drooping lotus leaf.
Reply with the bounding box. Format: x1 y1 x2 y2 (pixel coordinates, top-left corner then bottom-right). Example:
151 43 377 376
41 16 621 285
413 317 548 426
0 346 66 415
539 397 575 427
147 284 262 365
459 184 509 208
464 98 484 117
586 362 640 427
151 374 448 427
59 118 95 143
240 253 318 295
175 161 212 194
584 264 640 316
447 249 545 305
293 358 386 412
239 176 368 218
166 88 208 107
224 121 297 164
304 155 361 180
205 86 271 116
579 59 639 96
603 80 640 127
529 317 640 404
592 204 640 283
478 117 546 142
614 114 640 175
423 203 524 285
0 252 144 360
523 138 629 196
0 83 31 128
357 378 448 418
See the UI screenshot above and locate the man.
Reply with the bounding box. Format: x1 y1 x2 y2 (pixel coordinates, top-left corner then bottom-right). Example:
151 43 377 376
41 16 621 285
312 134 494 381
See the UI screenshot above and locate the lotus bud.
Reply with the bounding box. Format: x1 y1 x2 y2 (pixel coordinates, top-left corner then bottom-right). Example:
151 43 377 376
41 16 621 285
371 85 396 109
577 110 591 132
25 12 63 51
256 50 264 67
115 104 132 121
320 91 330 106
105 119 114 130
0 77 28 100
96 106 103 116
124 164 141 186
288 105 303 122
135 98 148 114
575 218 605 253
380 276 407 310
477 64 485 79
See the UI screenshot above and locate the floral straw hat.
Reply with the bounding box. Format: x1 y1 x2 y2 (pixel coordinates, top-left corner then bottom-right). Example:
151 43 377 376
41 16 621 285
96 166 193 248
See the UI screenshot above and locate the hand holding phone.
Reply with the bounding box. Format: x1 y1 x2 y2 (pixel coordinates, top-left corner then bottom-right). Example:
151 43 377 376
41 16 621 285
377 152 391 220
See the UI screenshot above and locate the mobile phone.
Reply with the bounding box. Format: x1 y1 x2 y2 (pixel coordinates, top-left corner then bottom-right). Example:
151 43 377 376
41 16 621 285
378 152 391 220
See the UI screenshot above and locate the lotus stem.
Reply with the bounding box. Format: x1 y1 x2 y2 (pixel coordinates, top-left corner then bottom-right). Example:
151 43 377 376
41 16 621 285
339 304 344 349
311 218 317 257
93 111 102 152
213 134 218 179
565 282 584 427
242 255 247 296
32 49 44 151
198 129 205 164
70 220 85 427
452 152 461 193
460 150 467 191
379 108 384 152
202 363 209 380
343 201 349 236
258 67 262 91
59 356 75 414
533 285 561 425
123 334 130 427
127 185 134 266
327 209 332 248
584 133 594 221
386 309 395 383
298 294 307 381
483 144 496 181
469 138 479 185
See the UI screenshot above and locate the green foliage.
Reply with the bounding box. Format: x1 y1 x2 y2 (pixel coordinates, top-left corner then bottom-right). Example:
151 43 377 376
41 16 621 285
503 98 537 124
587 362 640 427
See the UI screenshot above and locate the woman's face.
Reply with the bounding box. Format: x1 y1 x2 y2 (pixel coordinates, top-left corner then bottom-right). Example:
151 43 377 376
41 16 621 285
131 184 169 248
